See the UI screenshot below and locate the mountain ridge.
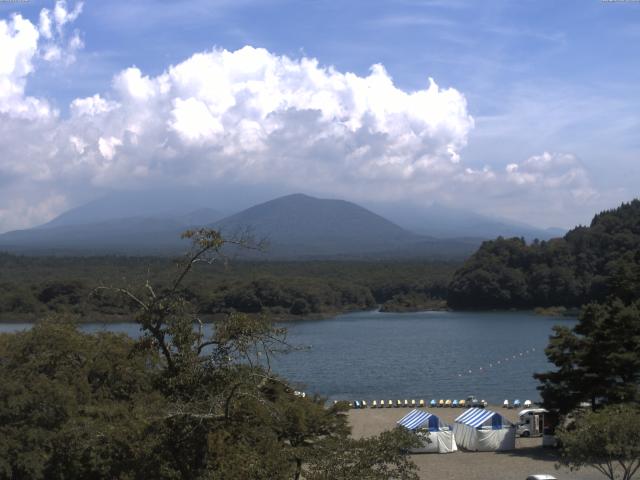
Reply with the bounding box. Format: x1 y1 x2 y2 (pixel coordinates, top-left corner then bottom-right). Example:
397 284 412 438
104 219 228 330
0 192 565 259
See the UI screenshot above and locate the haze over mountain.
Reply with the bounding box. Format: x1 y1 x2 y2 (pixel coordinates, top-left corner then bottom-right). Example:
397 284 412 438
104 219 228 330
0 190 566 258
212 193 426 257
370 202 565 240
38 189 230 229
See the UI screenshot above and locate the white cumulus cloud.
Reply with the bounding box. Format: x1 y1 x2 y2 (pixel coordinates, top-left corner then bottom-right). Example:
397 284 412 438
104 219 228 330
40 1 84 65
56 46 475 195
0 0 82 122
0 12 49 119
505 152 596 201
0 3 611 232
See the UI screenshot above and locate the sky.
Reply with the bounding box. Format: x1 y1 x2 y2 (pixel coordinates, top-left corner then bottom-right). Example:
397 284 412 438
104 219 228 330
0 0 638 233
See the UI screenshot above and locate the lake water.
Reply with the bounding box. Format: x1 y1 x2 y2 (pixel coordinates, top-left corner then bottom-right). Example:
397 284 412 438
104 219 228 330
0 310 574 404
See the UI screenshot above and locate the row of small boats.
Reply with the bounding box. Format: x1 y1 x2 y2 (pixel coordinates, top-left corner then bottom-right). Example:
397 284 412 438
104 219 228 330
336 396 535 409
347 398 489 409
503 399 532 408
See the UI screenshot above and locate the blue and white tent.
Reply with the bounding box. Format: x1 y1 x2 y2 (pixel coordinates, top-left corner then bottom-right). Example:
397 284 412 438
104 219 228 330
397 409 457 453
452 407 515 451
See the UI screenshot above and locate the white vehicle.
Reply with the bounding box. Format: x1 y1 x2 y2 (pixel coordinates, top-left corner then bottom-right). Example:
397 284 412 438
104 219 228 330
517 408 548 437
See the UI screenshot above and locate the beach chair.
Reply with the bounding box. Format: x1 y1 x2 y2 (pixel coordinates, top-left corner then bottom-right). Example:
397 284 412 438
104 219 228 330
430 399 437 408
459 399 466 408
411 399 416 407
404 399 409 407
362 400 367 408
445 399 452 407
452 399 459 408
524 399 532 407
438 399 444 407
372 400 377 408
419 399 426 408
388 400 393 408
396 399 402 408
503 399 509 408
354 400 360 409
513 399 521 409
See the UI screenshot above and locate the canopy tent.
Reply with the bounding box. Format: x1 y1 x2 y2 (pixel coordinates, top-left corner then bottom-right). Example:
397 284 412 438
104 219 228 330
397 409 457 454
453 407 515 451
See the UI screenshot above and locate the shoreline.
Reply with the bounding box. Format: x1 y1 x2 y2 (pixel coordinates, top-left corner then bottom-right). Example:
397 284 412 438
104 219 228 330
0 305 579 324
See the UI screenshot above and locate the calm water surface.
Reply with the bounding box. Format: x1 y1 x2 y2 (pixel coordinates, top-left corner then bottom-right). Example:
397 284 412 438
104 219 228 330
0 310 574 404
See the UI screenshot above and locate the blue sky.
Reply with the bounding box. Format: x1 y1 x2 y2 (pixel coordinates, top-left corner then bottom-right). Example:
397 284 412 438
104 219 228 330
0 0 638 231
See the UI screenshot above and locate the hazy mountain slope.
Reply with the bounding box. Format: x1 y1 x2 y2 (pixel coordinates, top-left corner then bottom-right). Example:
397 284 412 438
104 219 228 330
0 208 224 255
39 191 225 229
212 194 425 257
0 217 190 255
0 192 509 259
371 202 565 240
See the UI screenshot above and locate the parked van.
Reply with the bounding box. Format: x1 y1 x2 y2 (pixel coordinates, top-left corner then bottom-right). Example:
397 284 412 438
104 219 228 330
517 408 548 437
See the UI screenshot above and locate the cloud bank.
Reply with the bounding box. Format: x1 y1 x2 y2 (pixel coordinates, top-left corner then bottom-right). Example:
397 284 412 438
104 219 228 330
0 1 604 232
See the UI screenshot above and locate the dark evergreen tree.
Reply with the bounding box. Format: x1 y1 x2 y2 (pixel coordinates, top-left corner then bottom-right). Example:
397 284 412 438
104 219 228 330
449 199 640 310
535 298 640 414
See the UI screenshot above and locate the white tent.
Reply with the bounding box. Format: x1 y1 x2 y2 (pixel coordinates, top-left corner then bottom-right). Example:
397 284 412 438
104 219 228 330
397 409 458 454
452 407 516 451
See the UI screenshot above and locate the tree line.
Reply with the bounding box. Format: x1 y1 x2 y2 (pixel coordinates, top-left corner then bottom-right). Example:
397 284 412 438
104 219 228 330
448 200 640 310
0 255 455 321
520 201 640 480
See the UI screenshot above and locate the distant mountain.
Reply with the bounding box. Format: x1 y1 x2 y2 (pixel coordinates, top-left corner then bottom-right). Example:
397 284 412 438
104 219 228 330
0 193 480 258
0 206 225 255
3 190 564 259
211 194 480 259
0 217 189 255
370 202 565 241
39 190 224 229
211 193 418 257
169 208 222 227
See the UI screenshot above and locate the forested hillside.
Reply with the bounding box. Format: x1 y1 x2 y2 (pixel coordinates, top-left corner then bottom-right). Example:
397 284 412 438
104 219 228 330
0 255 455 321
448 200 640 309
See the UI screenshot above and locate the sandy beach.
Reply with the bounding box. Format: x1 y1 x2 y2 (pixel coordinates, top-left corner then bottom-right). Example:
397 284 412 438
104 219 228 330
347 405 603 480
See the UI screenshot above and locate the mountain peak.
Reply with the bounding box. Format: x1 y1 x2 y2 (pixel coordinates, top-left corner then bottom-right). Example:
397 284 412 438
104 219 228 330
211 194 422 257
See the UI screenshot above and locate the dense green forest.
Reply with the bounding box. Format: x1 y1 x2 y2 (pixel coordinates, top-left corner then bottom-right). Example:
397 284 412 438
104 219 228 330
448 200 640 310
0 231 421 479
0 254 455 322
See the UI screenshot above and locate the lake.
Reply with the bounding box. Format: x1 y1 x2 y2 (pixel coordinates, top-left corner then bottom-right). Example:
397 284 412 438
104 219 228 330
0 310 574 404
